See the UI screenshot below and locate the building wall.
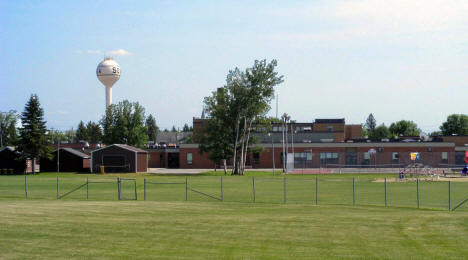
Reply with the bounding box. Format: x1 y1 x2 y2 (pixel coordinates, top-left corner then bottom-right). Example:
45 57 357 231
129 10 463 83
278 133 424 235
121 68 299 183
148 151 165 167
345 125 363 140
179 148 216 169
313 122 345 132
440 136 468 146
178 143 456 169
137 153 148 172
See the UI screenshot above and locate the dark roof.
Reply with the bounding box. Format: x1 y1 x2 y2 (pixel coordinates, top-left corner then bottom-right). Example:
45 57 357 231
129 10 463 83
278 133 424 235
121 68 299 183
315 119 345 124
0 146 15 153
56 148 90 158
114 144 148 153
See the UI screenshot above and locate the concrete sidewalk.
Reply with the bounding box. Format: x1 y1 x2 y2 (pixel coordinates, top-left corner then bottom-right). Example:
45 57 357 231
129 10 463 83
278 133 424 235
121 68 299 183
148 168 209 175
147 168 277 175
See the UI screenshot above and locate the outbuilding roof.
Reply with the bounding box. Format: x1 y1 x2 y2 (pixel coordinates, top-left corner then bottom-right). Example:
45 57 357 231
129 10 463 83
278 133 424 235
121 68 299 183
91 144 147 154
55 147 90 158
315 119 345 124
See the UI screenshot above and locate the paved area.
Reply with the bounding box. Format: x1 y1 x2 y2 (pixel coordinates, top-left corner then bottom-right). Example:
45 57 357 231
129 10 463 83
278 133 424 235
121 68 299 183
147 168 209 174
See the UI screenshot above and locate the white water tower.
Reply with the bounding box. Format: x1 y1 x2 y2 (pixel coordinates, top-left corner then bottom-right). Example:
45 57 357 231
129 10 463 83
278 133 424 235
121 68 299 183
96 57 120 109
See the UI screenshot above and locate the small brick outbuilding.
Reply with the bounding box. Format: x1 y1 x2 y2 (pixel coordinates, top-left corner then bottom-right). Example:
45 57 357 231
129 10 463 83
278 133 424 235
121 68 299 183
41 148 90 172
91 144 147 173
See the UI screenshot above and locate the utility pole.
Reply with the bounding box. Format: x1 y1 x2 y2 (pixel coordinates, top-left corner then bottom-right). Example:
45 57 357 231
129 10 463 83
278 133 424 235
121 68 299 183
57 135 60 173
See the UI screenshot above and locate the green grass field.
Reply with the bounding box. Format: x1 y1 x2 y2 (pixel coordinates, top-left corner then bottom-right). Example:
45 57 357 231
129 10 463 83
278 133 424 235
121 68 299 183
1 172 467 259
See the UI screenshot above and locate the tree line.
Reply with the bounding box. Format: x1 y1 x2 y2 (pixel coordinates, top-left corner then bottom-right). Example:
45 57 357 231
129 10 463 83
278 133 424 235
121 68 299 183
363 113 468 139
1 97 196 149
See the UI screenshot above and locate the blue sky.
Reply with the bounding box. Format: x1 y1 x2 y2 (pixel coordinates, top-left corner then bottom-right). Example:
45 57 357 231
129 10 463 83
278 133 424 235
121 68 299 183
1 0 467 132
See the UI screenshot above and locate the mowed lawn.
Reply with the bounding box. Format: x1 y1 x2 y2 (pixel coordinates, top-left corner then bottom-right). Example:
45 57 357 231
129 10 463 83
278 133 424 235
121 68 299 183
0 200 467 259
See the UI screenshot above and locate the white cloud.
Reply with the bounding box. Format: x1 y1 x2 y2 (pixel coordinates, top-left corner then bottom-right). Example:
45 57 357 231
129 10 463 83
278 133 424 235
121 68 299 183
106 49 132 56
74 50 83 54
332 0 468 35
87 50 102 54
260 0 468 43
56 110 68 115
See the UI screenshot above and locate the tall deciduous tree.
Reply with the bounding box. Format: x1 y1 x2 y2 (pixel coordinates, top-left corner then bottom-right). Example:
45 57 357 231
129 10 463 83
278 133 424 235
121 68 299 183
201 59 284 175
100 100 148 147
373 124 390 139
145 114 158 143
440 114 468 136
76 121 88 141
199 88 233 174
389 120 420 137
17 94 50 174
0 110 19 147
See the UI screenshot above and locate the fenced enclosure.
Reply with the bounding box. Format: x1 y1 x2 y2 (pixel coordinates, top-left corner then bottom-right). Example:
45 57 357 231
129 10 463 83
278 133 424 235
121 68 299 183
1 174 467 211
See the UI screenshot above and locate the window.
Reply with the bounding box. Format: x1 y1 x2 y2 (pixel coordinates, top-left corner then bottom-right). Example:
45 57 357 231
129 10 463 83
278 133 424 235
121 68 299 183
328 126 333 132
186 153 193 165
363 152 370 160
253 153 260 164
319 152 338 165
442 152 448 160
441 152 448 163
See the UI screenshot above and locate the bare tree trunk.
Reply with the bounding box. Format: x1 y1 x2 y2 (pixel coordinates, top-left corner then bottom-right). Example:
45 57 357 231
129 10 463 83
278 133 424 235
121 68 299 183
242 119 253 174
32 157 35 175
239 117 247 175
223 159 227 175
233 115 240 175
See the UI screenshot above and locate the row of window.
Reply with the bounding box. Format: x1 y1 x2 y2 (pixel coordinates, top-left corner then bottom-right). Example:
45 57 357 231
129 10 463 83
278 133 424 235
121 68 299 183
184 152 450 165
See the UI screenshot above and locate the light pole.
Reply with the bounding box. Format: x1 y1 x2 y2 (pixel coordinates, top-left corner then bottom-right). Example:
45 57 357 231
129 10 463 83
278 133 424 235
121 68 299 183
291 124 295 169
57 131 60 173
269 133 275 176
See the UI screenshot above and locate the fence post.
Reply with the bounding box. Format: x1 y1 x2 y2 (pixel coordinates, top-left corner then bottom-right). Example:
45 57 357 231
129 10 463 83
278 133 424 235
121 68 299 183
416 178 419 208
86 177 89 200
134 179 137 200
448 181 451 211
144 178 146 201
283 176 287 204
352 177 355 206
315 176 318 205
384 177 387 207
252 177 256 203
185 176 188 201
56 176 59 199
220 176 223 202
24 175 28 199
117 177 121 200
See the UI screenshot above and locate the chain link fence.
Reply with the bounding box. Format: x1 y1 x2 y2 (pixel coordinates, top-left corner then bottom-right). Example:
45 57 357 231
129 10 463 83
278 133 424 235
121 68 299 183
1 175 467 211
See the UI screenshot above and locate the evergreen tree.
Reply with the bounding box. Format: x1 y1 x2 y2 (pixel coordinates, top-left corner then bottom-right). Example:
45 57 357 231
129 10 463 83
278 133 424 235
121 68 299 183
17 94 50 174
76 121 88 141
86 121 102 143
145 114 158 142
182 123 190 132
171 126 177 132
365 114 376 134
